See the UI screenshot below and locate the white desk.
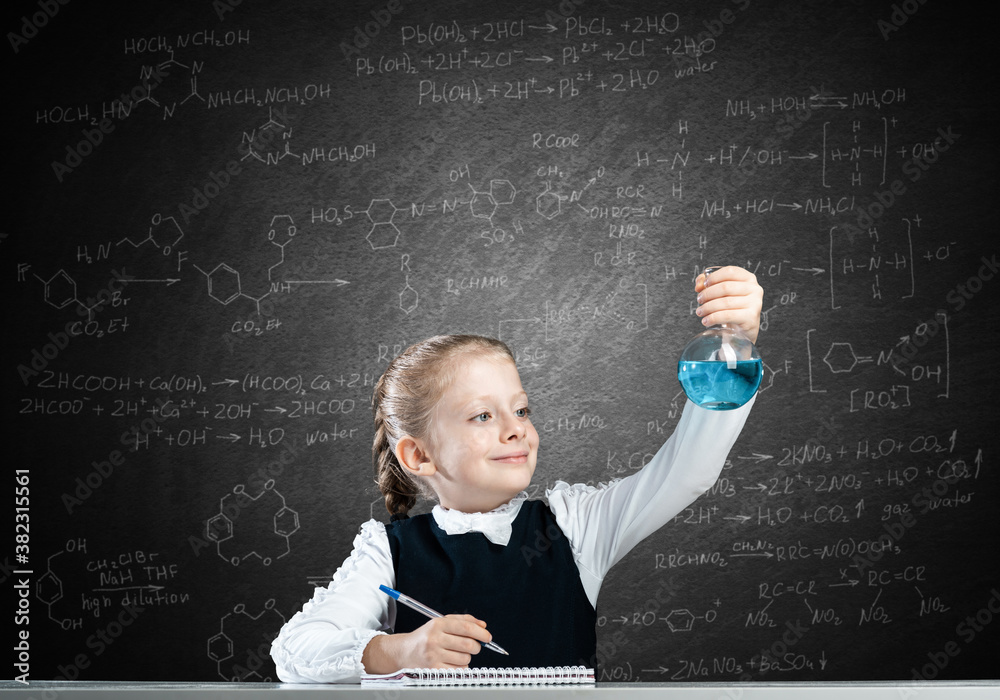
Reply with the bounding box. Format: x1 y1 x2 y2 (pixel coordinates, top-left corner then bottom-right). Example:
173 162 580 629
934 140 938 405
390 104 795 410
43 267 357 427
1 681 998 698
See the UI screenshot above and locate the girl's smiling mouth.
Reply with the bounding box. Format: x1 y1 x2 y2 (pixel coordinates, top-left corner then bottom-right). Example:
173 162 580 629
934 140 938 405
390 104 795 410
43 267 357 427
492 452 529 463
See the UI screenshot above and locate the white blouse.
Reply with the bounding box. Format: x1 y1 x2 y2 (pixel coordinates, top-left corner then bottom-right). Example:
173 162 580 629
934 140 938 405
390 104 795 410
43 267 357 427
271 396 755 683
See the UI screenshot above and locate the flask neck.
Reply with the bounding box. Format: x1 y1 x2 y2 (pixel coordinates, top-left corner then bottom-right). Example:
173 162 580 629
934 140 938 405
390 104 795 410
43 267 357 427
706 323 755 345
709 322 741 332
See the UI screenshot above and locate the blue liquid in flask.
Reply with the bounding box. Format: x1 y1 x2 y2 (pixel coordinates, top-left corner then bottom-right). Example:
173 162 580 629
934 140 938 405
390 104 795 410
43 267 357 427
677 359 763 410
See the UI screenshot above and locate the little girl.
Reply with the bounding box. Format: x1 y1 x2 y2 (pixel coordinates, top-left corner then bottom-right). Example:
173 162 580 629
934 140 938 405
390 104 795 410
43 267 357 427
271 266 763 682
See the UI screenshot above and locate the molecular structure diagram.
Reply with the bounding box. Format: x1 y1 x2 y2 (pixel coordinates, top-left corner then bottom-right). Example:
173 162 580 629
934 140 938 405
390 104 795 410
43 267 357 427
602 280 649 332
118 213 186 257
535 181 566 220
363 198 403 250
36 555 67 625
207 599 286 681
36 539 88 631
25 214 187 325
399 274 418 315
21 259 136 327
823 342 874 373
27 269 114 322
101 51 207 122
360 199 421 315
205 480 299 566
757 361 783 394
192 214 297 315
613 604 719 631
467 178 517 233
154 49 206 118
240 107 297 165
663 607 718 632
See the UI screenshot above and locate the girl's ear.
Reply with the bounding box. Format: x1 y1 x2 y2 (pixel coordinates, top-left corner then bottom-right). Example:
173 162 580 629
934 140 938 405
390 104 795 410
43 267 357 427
395 435 437 477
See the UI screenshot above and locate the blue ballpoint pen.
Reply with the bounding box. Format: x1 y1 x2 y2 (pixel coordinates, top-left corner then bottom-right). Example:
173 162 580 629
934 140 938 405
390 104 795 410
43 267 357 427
379 584 509 656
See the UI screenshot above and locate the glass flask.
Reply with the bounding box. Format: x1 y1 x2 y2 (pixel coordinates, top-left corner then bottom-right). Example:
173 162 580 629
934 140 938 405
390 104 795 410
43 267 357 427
677 266 763 410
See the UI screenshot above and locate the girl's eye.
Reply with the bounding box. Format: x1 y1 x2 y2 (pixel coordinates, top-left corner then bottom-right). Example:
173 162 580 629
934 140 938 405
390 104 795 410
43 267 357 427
474 412 491 422
515 407 532 418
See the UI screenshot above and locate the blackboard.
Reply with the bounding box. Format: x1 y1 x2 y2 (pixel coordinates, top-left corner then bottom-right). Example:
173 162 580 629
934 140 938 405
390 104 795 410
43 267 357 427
6 0 998 684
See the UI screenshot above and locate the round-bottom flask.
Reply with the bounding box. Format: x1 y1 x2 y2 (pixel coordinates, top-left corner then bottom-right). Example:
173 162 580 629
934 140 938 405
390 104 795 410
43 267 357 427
677 268 762 410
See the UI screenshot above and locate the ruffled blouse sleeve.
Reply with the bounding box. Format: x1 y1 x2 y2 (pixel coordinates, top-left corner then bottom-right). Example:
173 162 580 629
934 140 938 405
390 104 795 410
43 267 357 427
270 519 395 683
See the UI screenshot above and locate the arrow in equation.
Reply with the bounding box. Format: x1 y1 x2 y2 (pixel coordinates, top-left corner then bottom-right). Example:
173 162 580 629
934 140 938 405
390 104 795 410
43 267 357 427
737 453 773 463
93 585 166 592
115 267 181 285
119 277 181 285
809 94 848 108
284 279 350 286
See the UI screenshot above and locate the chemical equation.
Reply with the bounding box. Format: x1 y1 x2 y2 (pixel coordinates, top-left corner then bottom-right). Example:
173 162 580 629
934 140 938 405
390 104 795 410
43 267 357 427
38 538 189 630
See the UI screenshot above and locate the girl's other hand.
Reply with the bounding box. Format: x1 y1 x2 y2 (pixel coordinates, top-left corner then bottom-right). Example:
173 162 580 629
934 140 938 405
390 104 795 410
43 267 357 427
694 266 764 343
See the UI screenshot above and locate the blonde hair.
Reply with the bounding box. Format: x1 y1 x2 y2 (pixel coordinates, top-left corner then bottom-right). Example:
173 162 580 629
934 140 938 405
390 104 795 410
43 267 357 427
371 335 515 516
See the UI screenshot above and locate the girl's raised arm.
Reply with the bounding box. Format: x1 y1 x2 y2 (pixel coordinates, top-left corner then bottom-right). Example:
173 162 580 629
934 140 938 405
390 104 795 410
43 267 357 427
548 395 755 606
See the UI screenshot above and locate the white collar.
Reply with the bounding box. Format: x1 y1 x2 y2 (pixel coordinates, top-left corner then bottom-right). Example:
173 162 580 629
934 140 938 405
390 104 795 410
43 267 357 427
431 492 527 546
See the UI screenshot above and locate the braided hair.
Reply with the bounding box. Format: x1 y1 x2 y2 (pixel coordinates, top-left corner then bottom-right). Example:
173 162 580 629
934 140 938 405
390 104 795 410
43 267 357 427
371 335 514 517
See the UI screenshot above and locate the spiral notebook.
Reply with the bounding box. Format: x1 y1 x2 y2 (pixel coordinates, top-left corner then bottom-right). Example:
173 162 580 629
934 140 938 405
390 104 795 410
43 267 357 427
361 665 595 686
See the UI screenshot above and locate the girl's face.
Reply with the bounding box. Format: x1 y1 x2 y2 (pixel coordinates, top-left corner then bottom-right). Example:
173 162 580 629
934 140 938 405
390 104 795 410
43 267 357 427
421 355 538 513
